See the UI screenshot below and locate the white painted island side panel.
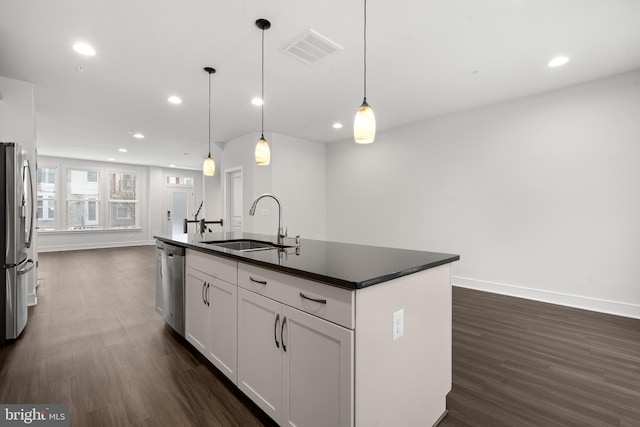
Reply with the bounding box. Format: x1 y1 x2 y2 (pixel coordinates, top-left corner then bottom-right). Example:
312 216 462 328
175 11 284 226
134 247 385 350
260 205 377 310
355 264 452 427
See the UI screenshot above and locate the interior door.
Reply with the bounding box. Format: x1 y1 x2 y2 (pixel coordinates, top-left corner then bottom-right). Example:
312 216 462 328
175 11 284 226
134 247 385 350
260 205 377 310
165 187 193 235
226 169 243 232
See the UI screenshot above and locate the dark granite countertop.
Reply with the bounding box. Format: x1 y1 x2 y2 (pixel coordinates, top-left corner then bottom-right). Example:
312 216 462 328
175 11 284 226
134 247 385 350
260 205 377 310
155 232 459 290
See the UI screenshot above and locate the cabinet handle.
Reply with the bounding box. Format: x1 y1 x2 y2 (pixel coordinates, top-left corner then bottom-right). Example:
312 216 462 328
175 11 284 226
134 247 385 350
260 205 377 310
281 316 287 352
274 313 280 348
206 283 210 306
299 292 327 304
250 276 267 285
202 281 207 305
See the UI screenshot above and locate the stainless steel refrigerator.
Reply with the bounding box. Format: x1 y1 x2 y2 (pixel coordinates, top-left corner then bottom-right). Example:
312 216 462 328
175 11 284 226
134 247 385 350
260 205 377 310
1 142 35 345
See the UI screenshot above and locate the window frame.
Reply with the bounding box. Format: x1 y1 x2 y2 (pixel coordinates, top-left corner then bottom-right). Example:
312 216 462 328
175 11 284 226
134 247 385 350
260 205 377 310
64 167 102 230
36 165 59 231
107 169 140 229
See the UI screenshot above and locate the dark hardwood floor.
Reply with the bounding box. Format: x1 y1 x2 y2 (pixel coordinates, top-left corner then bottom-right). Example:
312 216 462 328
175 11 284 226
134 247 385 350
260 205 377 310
1 246 639 426
442 287 640 427
0 246 273 427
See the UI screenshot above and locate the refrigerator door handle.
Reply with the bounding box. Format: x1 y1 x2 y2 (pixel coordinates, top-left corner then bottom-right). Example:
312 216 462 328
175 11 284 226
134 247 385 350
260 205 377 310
6 268 13 313
17 259 35 275
23 161 35 248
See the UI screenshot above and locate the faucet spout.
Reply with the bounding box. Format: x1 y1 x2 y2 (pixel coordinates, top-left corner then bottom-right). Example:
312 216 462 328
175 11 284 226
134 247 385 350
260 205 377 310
249 193 284 244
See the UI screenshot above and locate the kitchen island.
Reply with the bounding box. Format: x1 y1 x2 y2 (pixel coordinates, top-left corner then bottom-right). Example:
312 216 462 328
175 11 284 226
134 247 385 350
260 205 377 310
156 232 459 427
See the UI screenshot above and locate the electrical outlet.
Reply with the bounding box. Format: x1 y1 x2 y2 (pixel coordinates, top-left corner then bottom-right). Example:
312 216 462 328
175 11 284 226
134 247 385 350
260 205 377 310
260 208 270 216
393 309 404 340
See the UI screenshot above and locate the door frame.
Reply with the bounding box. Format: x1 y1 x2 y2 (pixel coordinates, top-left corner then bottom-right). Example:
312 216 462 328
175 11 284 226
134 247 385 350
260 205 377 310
223 166 243 233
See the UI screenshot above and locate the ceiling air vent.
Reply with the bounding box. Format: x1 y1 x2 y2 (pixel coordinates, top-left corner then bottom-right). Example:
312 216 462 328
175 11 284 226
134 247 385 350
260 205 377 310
280 29 343 65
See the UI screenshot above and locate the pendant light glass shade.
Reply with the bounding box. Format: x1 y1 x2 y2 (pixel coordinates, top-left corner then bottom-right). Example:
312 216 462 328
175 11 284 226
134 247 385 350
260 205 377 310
354 0 376 144
203 155 216 176
203 67 216 176
354 99 376 144
255 19 271 165
255 135 271 165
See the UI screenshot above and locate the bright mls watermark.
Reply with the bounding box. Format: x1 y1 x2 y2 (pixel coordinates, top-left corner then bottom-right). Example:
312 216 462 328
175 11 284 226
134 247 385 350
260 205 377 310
0 405 69 426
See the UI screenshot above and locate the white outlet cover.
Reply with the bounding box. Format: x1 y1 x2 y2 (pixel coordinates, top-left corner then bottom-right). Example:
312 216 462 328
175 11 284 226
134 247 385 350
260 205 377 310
393 309 404 340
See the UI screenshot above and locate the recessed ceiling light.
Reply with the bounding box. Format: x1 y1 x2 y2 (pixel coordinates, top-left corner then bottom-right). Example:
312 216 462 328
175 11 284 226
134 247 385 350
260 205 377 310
132 133 144 139
168 95 182 104
107 158 115 161
333 122 343 129
169 164 176 168
118 148 127 153
251 97 263 106
73 42 96 56
548 56 569 67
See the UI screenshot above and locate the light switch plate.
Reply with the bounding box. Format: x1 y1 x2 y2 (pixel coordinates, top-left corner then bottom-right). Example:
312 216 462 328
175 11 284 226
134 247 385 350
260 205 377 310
393 309 404 340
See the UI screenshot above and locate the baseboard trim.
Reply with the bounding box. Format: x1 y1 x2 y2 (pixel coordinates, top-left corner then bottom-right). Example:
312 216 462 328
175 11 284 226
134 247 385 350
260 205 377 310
37 240 152 253
452 276 640 320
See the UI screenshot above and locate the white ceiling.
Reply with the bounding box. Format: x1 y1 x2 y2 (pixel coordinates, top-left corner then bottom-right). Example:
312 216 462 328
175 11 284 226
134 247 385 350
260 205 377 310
1 0 640 170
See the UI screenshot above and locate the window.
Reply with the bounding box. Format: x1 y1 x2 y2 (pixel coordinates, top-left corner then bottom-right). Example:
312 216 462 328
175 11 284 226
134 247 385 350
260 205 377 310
37 163 142 232
109 172 138 228
166 175 193 186
66 169 100 229
36 167 57 230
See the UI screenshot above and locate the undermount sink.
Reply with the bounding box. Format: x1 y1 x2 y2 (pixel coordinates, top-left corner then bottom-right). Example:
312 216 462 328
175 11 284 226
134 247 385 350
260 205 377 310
200 239 291 252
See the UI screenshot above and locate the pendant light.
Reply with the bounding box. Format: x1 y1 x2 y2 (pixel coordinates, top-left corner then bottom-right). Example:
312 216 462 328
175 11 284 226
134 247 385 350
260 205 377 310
203 67 216 176
354 0 376 144
255 18 271 165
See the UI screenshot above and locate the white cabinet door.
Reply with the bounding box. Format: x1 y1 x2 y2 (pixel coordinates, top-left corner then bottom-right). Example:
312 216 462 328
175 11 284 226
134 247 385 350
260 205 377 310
281 305 354 427
185 267 209 354
238 286 354 427
238 288 282 422
207 277 237 383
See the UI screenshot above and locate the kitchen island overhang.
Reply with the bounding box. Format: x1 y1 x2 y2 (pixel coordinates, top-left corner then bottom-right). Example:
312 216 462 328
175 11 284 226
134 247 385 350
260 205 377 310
155 231 459 290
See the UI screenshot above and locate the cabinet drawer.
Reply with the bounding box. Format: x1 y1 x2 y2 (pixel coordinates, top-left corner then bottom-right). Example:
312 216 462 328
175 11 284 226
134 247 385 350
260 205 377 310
238 263 354 329
186 249 237 285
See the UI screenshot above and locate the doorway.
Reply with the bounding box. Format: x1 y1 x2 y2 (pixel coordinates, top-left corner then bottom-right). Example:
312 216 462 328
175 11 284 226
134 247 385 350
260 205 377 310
165 186 194 235
224 168 243 232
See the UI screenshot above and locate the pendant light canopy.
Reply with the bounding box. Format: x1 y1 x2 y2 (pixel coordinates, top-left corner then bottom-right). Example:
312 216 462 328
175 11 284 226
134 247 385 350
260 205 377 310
354 0 376 144
203 67 216 176
255 18 271 165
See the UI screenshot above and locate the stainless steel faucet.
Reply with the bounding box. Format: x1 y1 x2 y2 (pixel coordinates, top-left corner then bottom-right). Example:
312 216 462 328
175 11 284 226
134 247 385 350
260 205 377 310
249 193 285 244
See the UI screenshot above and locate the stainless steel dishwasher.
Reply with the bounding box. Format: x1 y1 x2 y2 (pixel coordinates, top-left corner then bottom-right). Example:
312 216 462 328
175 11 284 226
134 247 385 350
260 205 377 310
156 241 185 336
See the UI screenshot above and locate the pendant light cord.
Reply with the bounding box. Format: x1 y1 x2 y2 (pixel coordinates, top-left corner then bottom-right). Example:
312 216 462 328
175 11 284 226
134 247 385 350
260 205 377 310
363 0 367 101
208 73 212 156
261 26 265 138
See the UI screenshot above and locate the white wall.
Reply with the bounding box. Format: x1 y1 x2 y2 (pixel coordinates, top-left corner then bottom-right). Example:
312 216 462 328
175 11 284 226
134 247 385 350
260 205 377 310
221 132 327 240
271 133 327 240
327 70 640 319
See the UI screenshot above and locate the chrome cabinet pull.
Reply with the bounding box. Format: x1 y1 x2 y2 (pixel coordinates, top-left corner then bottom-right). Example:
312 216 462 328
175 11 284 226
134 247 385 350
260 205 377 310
206 283 210 306
281 316 287 352
250 276 267 285
202 281 207 305
274 313 280 348
300 292 327 304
